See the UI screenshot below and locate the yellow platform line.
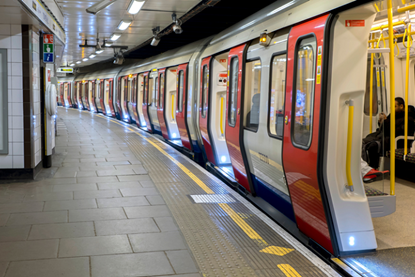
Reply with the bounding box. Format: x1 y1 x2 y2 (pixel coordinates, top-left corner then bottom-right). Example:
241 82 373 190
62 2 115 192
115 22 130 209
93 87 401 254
95 114 214 195
278 264 302 277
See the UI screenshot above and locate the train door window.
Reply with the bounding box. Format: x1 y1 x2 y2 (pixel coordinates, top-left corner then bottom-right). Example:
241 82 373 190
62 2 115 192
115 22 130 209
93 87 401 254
292 36 316 148
178 71 184 112
228 57 239 127
201 66 208 118
269 54 287 137
155 76 159 108
159 73 165 109
243 60 262 132
143 76 147 103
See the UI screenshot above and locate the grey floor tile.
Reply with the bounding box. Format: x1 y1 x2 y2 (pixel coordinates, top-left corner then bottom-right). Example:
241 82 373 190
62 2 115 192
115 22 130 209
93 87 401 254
95 218 159 236
5 257 89 277
0 262 7 277
97 196 149 208
166 250 199 274
0 214 9 226
146 195 166 205
7 211 67 225
128 231 186 252
0 202 44 213
96 161 130 166
29 222 95 240
98 181 142 190
117 175 151 182
139 180 155 188
91 252 174 277
120 188 159 197
0 239 58 261
74 189 121 199
69 208 126 222
44 199 97 211
0 225 31 242
53 183 98 192
76 176 119 183
59 235 132 257
124 205 171 219
154 217 179 232
75 171 98 177
24 192 73 202
97 169 136 177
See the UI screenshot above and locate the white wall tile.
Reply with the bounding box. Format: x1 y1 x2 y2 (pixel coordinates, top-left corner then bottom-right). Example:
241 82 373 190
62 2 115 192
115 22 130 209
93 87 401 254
11 76 22 89
11 102 23 116
0 155 13 169
0 24 10 35
12 143 23 156
12 129 23 142
13 156 24 168
11 90 22 103
12 116 23 129
11 63 22 76
11 49 21 63
11 35 21 49
0 36 11 48
10 25 21 36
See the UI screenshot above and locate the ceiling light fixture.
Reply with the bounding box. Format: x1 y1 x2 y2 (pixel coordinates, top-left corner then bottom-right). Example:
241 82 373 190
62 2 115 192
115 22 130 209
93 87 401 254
150 26 160 47
127 0 145 14
83 58 89 61
110 34 121 41
118 20 132 30
86 0 119 15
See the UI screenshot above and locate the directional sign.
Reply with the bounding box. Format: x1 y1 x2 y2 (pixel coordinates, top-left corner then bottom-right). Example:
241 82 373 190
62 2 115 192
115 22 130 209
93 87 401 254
43 34 54 63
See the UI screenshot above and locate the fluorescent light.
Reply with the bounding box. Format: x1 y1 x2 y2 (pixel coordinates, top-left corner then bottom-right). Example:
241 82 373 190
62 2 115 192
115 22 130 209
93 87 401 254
89 54 96 58
110 34 121 41
76 61 81 64
128 0 145 14
82 58 89 61
95 49 104 54
70 63 75 66
118 20 132 30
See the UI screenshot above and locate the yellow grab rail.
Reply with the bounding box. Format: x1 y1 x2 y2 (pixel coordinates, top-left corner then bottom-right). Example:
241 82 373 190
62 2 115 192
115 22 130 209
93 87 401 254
220 97 224 136
172 94 175 121
398 2 415 13
345 99 354 192
387 0 396 196
403 24 413 157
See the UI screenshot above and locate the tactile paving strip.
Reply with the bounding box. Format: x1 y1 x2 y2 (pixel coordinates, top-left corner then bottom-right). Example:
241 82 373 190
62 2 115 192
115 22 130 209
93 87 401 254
88 112 337 277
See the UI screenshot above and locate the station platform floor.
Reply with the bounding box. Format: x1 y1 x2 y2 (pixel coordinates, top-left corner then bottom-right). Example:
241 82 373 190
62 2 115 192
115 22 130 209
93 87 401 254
0 107 342 277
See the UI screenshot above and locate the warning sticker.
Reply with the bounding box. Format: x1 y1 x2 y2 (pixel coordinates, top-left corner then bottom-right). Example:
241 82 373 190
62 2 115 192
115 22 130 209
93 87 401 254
345 20 365 27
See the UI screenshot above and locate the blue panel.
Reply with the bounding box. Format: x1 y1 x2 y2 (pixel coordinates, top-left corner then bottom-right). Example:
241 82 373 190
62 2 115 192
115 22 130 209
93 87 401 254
252 175 296 222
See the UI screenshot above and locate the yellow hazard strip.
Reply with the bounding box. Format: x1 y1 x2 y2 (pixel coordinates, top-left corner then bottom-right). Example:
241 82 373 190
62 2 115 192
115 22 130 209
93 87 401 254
218 203 268 246
95 114 214 194
278 264 302 277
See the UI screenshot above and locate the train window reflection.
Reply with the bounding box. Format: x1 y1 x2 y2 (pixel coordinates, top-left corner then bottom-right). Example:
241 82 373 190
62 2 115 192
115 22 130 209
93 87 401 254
244 59 262 132
228 57 238 127
159 73 164 109
201 66 208 118
178 71 184 112
292 37 316 148
269 54 286 137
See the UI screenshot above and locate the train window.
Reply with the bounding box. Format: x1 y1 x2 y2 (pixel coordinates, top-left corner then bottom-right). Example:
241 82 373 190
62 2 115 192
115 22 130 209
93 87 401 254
155 76 159 108
143 76 147 104
243 59 262 132
178 71 184 112
159 73 165 109
292 37 316 148
228 57 239 127
364 57 378 116
201 66 208 118
269 54 287 137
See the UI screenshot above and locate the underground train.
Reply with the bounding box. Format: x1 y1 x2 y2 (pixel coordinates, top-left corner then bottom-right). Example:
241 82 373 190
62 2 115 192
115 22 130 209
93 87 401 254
58 0 414 260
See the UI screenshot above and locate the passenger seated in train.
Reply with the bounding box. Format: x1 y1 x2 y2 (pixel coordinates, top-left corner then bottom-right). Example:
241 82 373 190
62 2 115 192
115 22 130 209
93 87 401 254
362 97 415 169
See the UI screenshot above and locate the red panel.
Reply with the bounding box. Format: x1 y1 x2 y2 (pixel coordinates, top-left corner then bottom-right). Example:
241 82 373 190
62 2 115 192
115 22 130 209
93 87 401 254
199 57 216 165
108 79 116 117
282 14 333 254
176 63 192 151
100 81 106 115
157 68 169 139
225 44 251 192
142 71 152 132
90 81 97 112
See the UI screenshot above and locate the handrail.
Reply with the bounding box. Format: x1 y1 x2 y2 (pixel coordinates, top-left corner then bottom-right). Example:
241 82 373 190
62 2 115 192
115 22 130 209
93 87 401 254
172 94 175 121
403 24 412 157
345 99 354 192
387 0 396 196
220 97 224 136
397 2 415 13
